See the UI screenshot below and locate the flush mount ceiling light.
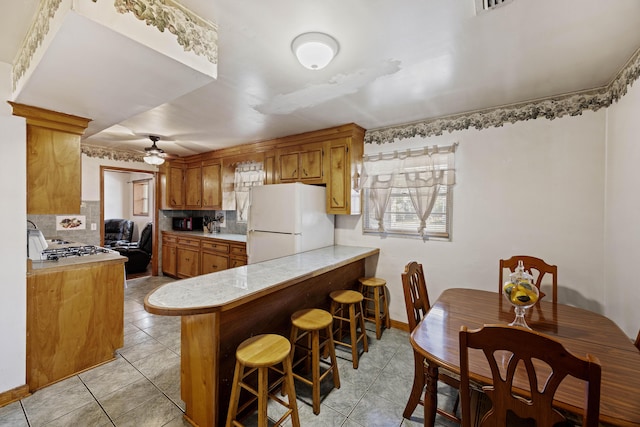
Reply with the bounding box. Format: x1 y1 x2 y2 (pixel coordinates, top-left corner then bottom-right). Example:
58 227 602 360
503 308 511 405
143 135 166 165
291 32 339 70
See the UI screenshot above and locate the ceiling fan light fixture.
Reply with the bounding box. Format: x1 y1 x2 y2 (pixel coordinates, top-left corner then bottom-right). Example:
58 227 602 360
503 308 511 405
143 135 166 165
292 32 339 70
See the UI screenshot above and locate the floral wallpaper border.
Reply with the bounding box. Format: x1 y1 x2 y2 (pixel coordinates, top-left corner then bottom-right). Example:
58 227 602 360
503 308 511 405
82 144 145 162
114 0 218 65
12 0 218 90
12 0 63 91
364 47 640 144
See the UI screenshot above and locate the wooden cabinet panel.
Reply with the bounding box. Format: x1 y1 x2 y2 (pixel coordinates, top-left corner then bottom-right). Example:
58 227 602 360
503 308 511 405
202 161 222 209
10 102 91 215
162 241 177 277
162 232 246 277
184 162 202 208
201 240 229 254
300 147 323 180
277 142 324 184
327 141 348 214
168 164 185 208
201 251 229 274
177 247 200 278
27 260 125 391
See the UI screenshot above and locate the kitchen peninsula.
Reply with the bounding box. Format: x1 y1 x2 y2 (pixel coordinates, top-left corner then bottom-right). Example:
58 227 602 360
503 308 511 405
144 245 379 427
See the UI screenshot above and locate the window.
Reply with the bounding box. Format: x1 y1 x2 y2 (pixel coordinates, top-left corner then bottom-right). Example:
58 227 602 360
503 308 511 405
361 144 456 240
132 179 150 216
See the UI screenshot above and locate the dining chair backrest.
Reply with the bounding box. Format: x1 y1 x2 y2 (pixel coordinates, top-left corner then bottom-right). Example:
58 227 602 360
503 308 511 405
459 325 601 427
499 255 558 302
401 261 431 332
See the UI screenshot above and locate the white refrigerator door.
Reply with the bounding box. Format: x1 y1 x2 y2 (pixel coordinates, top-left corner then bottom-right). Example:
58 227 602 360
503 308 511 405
247 231 300 264
249 183 302 234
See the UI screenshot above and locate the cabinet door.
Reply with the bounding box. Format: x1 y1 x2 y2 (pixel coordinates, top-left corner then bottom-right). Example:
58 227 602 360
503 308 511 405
201 251 229 274
299 144 323 181
162 244 177 277
177 247 200 278
202 162 222 208
229 257 247 268
279 152 299 181
326 140 349 214
27 126 82 214
168 164 185 208
184 163 203 208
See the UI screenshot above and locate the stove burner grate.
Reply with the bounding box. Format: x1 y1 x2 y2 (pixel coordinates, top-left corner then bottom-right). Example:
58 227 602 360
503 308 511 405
42 245 113 260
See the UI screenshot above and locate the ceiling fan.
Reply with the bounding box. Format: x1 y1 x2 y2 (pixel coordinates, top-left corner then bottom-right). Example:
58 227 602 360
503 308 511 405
143 135 167 165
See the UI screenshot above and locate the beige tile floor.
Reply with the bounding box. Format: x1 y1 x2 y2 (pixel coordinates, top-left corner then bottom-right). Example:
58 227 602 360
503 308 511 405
0 276 459 427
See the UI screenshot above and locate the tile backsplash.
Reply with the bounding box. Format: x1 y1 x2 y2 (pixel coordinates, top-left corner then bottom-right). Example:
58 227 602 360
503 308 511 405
27 201 101 246
159 210 247 235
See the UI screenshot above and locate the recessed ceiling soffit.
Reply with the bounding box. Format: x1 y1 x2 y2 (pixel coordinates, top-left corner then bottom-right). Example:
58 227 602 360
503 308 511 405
365 46 640 144
12 0 218 91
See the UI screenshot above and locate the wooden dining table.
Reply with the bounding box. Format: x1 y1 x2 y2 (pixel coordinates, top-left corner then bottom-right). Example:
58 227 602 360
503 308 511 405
410 288 640 427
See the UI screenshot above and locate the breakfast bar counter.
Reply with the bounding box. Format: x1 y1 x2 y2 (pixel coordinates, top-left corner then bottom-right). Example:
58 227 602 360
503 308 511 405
144 245 379 427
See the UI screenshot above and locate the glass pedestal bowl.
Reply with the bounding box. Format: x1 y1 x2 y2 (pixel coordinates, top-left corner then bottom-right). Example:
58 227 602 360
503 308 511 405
502 280 539 329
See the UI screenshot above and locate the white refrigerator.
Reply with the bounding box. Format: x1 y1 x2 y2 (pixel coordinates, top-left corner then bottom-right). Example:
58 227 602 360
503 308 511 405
247 183 335 264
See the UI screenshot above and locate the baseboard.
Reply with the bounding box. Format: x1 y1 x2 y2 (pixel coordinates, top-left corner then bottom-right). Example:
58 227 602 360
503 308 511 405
0 384 30 407
390 319 410 332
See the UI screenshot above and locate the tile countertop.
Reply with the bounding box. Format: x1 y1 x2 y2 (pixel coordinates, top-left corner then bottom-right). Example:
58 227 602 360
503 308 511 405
163 230 247 243
144 245 379 316
28 251 126 273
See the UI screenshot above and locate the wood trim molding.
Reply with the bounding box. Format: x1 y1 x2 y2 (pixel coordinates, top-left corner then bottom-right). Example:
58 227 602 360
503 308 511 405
390 319 410 332
0 384 30 408
8 102 91 135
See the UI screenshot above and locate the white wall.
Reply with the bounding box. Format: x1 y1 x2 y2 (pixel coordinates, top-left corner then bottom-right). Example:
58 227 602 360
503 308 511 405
0 62 27 393
81 154 157 201
604 80 640 337
104 171 128 219
336 111 607 326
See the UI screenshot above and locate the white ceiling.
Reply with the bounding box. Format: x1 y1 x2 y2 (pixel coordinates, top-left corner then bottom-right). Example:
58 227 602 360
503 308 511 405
2 0 640 158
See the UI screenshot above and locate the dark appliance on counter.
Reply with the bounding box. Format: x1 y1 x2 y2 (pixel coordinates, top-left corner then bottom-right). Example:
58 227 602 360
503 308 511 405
172 217 203 231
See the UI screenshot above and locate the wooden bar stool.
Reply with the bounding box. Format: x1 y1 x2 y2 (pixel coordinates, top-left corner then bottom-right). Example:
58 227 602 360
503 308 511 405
289 308 341 414
358 277 391 339
329 290 369 369
226 334 300 427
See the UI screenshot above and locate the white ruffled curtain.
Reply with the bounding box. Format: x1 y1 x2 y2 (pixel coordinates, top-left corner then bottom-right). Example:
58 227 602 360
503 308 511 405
234 162 265 222
360 144 456 235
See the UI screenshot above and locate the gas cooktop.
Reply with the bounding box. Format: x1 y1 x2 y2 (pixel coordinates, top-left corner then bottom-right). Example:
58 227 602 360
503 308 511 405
41 245 113 261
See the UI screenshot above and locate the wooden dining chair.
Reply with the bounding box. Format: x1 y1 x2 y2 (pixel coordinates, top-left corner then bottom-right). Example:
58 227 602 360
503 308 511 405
459 324 601 427
401 261 461 423
499 255 558 302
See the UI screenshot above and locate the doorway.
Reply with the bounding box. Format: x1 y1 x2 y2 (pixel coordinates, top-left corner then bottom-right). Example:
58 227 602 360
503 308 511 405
100 166 158 278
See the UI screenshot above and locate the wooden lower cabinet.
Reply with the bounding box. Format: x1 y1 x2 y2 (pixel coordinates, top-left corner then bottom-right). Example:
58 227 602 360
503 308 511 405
26 259 125 391
229 243 248 267
176 237 201 278
162 232 246 277
162 234 177 277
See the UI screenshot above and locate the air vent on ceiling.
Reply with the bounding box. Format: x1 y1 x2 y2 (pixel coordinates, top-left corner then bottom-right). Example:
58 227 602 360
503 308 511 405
475 0 513 14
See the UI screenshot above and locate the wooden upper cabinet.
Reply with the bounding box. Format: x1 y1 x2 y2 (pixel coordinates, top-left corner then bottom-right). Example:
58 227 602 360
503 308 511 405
202 160 222 209
167 162 185 208
184 162 203 208
277 142 324 184
325 131 364 215
10 102 91 214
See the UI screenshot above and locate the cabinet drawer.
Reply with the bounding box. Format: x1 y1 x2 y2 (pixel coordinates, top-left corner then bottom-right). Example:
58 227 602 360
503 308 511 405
177 237 201 249
201 252 229 274
229 257 247 268
162 234 178 245
202 240 230 254
230 244 247 257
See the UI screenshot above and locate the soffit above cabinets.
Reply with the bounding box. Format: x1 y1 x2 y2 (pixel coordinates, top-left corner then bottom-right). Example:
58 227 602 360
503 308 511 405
10 0 217 138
